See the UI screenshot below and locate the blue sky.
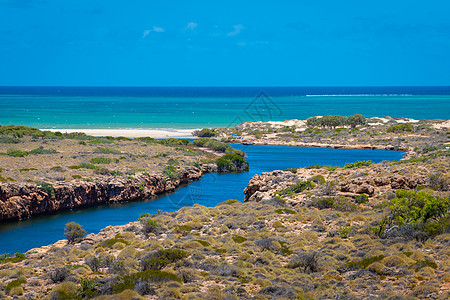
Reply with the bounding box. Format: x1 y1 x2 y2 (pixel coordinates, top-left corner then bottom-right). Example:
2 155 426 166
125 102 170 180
0 0 449 86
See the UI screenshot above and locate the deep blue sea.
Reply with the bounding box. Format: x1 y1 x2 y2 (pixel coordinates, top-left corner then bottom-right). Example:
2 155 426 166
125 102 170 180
0 86 449 129
0 144 403 254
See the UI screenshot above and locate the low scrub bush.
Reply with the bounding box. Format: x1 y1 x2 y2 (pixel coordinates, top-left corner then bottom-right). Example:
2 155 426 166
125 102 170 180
286 252 319 273
163 165 179 179
193 128 218 137
100 238 130 248
108 269 181 294
90 157 112 164
339 255 385 272
29 146 58 154
159 138 191 146
344 160 373 168
310 197 358 212
274 181 314 197
94 147 121 154
78 163 98 169
50 267 70 283
37 181 55 195
6 148 28 157
140 249 188 271
309 175 325 184
386 123 414 133
142 218 160 234
5 278 26 294
374 190 450 240
194 137 244 156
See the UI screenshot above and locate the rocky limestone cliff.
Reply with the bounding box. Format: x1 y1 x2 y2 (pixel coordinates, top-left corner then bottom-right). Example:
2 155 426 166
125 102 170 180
244 169 427 204
0 166 204 222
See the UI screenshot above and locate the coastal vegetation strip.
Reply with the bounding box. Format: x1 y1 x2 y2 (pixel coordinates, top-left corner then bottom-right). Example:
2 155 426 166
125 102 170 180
204 115 449 157
0 126 249 221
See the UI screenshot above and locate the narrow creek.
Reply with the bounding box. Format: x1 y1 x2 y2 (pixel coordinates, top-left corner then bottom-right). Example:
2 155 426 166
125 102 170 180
0 144 403 254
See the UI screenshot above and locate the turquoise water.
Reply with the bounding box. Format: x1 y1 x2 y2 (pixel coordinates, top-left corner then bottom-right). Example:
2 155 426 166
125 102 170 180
0 144 403 254
0 87 449 128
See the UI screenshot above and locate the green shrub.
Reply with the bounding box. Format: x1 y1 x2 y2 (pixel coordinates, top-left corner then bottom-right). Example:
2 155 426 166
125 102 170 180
64 222 87 244
274 181 314 197
140 249 188 271
160 138 191 146
344 160 373 168
0 252 26 264
284 168 297 173
232 235 247 243
355 194 369 204
410 259 438 272
6 148 28 157
142 218 160 234
194 137 244 156
339 255 385 272
216 153 249 172
94 147 121 154
338 226 351 238
37 181 54 195
5 278 26 294
90 157 112 164
29 146 58 154
194 240 211 247
193 128 218 137
309 175 325 184
78 277 98 298
174 225 192 235
110 270 181 294
100 238 130 248
274 208 297 215
0 137 19 144
375 190 450 239
386 123 414 133
163 165 180 179
78 163 98 169
19 168 38 172
305 164 323 169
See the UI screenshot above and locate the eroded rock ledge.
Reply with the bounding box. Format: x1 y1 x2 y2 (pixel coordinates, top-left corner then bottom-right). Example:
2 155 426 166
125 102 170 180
244 169 427 204
0 166 205 222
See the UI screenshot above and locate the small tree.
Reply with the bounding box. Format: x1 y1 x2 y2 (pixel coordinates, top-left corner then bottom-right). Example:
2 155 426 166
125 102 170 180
347 114 366 128
64 222 87 244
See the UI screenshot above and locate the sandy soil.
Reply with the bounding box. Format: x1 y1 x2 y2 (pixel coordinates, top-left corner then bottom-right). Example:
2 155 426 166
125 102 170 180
44 128 198 138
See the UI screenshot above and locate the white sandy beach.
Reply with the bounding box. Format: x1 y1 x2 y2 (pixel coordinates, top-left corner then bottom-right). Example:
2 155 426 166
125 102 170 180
44 128 197 138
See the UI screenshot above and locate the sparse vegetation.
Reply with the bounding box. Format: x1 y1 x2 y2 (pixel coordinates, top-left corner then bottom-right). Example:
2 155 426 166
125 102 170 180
64 222 87 244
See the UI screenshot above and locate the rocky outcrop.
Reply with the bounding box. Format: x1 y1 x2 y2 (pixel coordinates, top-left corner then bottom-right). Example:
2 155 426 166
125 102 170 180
244 169 428 204
244 170 307 202
0 166 203 222
338 174 427 196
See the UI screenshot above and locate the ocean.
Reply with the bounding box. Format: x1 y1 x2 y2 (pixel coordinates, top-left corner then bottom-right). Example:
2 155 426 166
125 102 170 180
0 86 449 129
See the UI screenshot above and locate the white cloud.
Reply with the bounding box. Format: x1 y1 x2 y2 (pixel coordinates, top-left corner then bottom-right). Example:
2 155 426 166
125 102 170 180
152 26 164 33
142 30 151 38
227 24 244 37
142 26 165 38
186 22 198 30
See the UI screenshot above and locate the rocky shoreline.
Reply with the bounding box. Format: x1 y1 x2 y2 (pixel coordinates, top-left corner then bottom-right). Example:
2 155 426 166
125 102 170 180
0 166 208 222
